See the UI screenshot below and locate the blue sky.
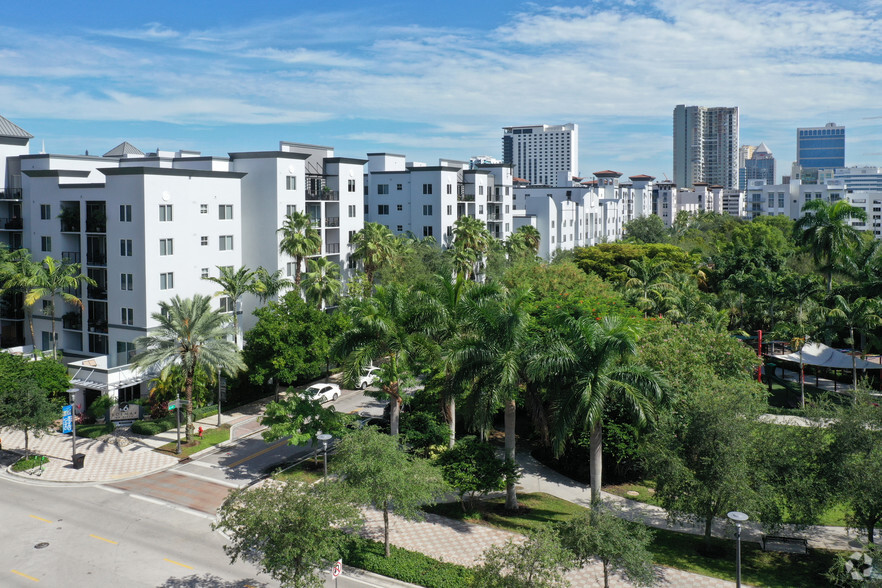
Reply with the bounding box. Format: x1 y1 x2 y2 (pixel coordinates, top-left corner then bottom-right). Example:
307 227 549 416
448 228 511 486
2 0 882 180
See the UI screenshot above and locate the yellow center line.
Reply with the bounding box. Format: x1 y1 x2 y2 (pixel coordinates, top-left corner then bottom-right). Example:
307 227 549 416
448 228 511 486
11 569 39 582
226 439 289 468
28 515 51 523
89 534 118 545
163 558 193 569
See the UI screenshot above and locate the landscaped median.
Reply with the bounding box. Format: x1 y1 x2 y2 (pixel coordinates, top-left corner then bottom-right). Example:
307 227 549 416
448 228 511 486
154 424 231 459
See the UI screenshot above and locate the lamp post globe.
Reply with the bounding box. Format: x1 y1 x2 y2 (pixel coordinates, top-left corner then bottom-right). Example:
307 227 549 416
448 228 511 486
317 433 332 482
727 511 749 588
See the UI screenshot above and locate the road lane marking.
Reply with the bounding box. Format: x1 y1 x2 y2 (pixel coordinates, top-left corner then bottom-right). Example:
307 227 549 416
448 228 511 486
131 494 168 507
28 515 52 523
95 485 126 494
226 438 289 468
164 558 193 569
11 569 39 582
173 469 241 488
89 534 118 545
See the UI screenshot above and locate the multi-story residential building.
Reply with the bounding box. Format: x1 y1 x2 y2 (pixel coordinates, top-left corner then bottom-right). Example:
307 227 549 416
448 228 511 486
651 181 725 227
739 142 776 190
365 153 514 244
797 122 845 169
0 115 32 254
501 123 578 186
828 166 882 191
673 105 739 189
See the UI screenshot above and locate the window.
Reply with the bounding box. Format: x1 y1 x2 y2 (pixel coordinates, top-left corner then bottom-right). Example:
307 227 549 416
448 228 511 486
40 204 51 220
120 239 132 256
41 236 51 251
446 184 452 194
397 184 403 191
159 204 173 222
159 238 173 256
478 186 484 196
120 273 133 291
219 235 234 250
377 184 389 195
397 225 403 232
446 205 453 215
200 204 208 214
377 205 389 215
423 184 433 195
160 272 174 290
42 300 51 314
218 204 233 220
348 205 356 218
423 226 433 237
201 236 208 246
348 179 356 192
121 307 134 326
396 204 403 211
286 262 296 277
364 204 368 214
201 267 209 278
423 204 433 215
286 176 297 190
219 297 234 313
120 205 132 222
505 205 510 213
348 230 356 243
286 205 297 216
479 205 484 214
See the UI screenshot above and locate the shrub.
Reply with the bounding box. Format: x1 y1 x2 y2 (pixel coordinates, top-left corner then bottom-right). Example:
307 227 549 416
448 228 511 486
12 455 49 472
131 418 173 436
76 423 114 438
340 534 471 587
86 395 114 421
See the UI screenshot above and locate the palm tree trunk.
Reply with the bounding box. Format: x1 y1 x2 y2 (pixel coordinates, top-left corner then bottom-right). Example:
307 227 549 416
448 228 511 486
294 257 302 288
589 422 603 503
447 396 455 449
388 383 401 437
27 309 36 348
799 344 805 409
504 398 518 510
184 369 195 441
851 327 857 390
51 305 58 359
383 499 391 557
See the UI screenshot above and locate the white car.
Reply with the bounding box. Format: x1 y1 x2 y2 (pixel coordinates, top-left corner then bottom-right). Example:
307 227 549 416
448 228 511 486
357 366 381 390
303 383 341 403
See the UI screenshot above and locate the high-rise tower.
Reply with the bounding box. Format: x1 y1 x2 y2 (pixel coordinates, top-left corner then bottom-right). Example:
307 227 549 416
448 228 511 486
673 105 739 189
797 122 845 169
502 123 578 186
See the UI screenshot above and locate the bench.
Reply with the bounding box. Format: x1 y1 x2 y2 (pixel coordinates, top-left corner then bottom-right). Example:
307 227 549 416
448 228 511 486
761 535 808 554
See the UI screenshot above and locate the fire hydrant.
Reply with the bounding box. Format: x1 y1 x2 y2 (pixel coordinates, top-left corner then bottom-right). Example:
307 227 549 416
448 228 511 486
198 427 204 438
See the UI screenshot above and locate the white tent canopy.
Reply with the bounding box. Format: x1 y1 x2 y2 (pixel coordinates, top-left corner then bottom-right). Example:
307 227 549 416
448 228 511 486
771 342 882 370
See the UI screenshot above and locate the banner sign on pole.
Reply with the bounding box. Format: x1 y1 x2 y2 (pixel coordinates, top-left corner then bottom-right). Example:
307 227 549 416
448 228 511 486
62 404 73 434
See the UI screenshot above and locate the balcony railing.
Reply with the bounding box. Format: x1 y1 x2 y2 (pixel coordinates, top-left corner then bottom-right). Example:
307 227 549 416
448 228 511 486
62 251 81 264
306 190 339 201
487 213 502 221
88 320 108 334
63 314 82 330
87 286 107 300
0 189 22 200
1 217 23 230
325 217 339 227
326 242 340 254
458 194 475 202
86 254 107 266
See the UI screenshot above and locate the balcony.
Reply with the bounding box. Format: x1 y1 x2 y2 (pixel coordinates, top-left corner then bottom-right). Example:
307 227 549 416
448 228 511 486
326 242 340 254
458 194 475 202
0 189 22 200
325 217 340 227
487 213 502 221
62 251 81 264
63 312 82 330
87 285 107 300
306 190 339 201
86 254 107 266
87 320 108 334
1 217 22 230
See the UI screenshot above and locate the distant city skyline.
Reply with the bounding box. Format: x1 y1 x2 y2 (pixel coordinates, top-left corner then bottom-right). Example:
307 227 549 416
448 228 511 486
2 1 882 180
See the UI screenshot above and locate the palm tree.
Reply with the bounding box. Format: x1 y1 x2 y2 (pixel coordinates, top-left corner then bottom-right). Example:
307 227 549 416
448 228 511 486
202 265 256 348
515 225 541 256
828 296 882 390
132 295 244 440
302 256 342 309
4 249 42 347
793 199 867 294
780 273 823 407
531 315 664 503
622 258 671 318
251 266 292 304
332 284 430 436
451 287 534 510
277 211 322 289
452 216 492 280
350 222 396 288
506 225 541 260
24 257 95 358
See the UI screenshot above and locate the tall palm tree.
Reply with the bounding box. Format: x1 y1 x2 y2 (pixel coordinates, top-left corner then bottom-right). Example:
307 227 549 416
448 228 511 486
332 284 430 436
132 295 244 440
350 222 396 288
24 257 95 358
515 225 541 256
793 199 867 294
452 216 492 280
302 256 342 309
531 315 664 503
4 249 41 347
828 295 882 390
202 265 256 349
780 273 823 407
277 211 322 289
451 287 534 510
251 266 292 305
622 258 671 318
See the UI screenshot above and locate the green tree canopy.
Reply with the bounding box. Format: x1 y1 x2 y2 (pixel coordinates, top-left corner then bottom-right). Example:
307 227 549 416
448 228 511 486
574 243 701 284
622 214 668 244
278 211 322 288
0 381 58 455
471 527 573 588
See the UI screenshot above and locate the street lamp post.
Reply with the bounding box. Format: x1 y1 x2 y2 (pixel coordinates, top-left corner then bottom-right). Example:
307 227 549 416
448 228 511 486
317 433 332 482
728 511 749 588
67 388 78 464
172 392 181 455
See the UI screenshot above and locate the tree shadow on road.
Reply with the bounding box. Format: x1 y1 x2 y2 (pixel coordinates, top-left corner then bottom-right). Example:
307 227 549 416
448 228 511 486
157 573 268 587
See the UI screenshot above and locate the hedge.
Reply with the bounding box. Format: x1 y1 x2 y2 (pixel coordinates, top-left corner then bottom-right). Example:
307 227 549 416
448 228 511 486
130 405 219 436
339 534 472 587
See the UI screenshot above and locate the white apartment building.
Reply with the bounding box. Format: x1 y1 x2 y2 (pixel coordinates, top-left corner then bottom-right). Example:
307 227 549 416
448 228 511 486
502 123 579 186
365 153 514 245
673 105 739 189
1 120 365 406
651 181 725 227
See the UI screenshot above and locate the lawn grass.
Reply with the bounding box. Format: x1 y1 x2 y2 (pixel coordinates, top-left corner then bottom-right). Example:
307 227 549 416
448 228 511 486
272 457 324 485
156 425 230 458
11 454 49 472
424 491 836 587
74 422 115 439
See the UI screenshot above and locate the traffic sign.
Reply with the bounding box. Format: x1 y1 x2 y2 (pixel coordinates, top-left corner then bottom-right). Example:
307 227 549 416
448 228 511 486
168 403 176 410
332 559 342 578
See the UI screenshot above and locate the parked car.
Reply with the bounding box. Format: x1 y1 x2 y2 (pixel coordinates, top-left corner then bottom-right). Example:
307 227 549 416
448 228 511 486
357 366 381 390
302 383 341 403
